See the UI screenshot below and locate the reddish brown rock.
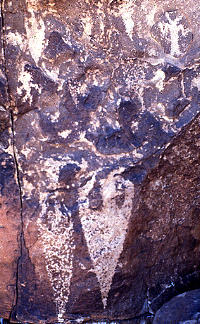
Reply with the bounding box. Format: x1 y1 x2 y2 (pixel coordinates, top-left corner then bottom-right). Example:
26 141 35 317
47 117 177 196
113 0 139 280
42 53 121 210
0 5 21 320
122 114 200 317
0 167 21 319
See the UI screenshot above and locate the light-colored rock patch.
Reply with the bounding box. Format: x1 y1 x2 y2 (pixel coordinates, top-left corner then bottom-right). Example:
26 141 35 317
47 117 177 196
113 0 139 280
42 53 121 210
25 6 45 64
79 168 134 307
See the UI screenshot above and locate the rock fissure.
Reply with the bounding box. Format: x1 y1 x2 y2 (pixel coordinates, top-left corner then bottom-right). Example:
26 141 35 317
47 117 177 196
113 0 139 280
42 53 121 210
0 1 24 320
9 111 24 321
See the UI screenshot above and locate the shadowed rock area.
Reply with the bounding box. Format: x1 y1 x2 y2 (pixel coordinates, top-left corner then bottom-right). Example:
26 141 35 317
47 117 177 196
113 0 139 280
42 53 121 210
0 0 199 322
153 289 200 323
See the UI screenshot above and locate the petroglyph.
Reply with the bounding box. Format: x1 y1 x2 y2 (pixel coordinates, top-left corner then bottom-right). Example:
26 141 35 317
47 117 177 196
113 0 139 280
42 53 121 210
17 64 42 104
118 1 135 41
37 199 74 322
26 156 78 321
21 154 89 321
24 6 46 65
151 11 193 57
79 169 134 308
37 196 75 322
3 0 200 321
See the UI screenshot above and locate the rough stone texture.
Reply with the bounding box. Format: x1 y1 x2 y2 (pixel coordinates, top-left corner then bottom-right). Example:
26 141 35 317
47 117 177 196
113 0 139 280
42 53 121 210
153 289 200 323
126 114 200 315
0 0 199 322
0 2 21 320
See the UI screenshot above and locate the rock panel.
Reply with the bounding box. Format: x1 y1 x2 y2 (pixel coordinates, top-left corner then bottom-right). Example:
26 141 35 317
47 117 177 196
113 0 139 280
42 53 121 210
1 0 200 322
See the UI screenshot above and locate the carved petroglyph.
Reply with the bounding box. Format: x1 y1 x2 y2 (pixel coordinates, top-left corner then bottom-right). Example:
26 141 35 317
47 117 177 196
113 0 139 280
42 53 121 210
25 154 89 321
37 198 75 322
79 169 134 308
29 157 78 321
151 11 193 57
118 1 135 41
24 6 46 65
152 70 165 92
17 64 42 104
6 0 200 320
17 66 33 104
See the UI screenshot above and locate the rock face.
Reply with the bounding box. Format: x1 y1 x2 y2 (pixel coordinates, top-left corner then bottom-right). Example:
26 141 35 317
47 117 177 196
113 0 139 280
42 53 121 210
0 4 21 320
153 289 200 323
0 0 199 322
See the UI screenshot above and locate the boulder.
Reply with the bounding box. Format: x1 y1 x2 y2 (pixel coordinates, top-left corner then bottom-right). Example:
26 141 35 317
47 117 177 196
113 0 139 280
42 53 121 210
153 289 200 324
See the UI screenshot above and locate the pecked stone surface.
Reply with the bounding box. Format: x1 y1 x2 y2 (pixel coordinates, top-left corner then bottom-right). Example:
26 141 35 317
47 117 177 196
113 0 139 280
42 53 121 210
0 0 200 322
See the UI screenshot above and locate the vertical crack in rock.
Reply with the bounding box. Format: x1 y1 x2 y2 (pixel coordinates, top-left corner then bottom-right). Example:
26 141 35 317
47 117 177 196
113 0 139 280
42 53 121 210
140 288 154 318
79 168 135 308
9 111 24 320
0 0 23 319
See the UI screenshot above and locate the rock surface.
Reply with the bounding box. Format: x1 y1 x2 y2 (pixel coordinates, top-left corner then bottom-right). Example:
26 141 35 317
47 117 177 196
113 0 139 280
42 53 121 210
153 289 200 323
0 4 21 320
0 0 199 322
